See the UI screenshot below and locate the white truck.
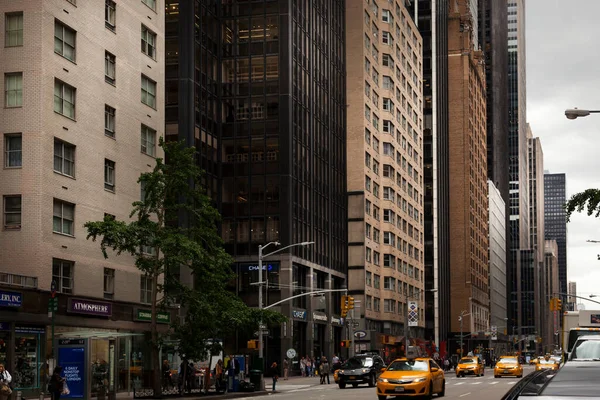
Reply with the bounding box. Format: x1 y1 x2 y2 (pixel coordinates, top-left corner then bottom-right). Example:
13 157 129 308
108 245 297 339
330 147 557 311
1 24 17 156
562 310 600 357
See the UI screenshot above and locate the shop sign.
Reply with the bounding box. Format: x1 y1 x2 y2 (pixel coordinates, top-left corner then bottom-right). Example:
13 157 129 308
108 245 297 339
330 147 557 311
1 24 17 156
330 315 342 325
15 326 45 334
68 298 112 317
0 290 21 307
58 346 85 398
134 308 171 324
312 311 328 323
239 262 280 272
59 339 85 345
292 309 307 321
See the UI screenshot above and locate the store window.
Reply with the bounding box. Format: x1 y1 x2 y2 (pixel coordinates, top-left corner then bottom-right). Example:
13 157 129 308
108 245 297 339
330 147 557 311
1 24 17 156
14 326 44 390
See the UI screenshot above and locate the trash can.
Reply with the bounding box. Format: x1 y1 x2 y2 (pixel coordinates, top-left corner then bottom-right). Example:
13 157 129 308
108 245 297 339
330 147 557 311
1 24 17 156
249 369 263 390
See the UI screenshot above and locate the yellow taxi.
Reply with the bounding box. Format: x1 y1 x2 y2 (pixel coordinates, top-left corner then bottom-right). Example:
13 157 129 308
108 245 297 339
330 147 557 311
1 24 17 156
333 369 339 383
494 356 523 378
376 357 445 399
535 356 559 372
455 356 485 377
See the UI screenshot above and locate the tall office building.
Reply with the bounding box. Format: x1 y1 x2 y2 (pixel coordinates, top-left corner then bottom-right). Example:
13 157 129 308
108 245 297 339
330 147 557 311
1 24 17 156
165 1 348 365
488 181 507 329
528 131 545 348
507 0 530 339
544 172 567 296
0 0 165 397
409 0 452 354
568 281 577 311
447 0 489 344
346 0 425 353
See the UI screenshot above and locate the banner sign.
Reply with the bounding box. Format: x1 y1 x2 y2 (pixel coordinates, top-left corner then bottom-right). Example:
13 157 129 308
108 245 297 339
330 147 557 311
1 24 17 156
0 290 22 307
68 298 112 317
312 311 328 323
59 346 85 398
134 308 171 324
408 301 419 327
292 309 307 321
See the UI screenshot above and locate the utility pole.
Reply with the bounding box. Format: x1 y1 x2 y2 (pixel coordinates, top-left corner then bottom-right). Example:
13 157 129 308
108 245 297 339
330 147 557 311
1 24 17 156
459 310 470 357
257 244 265 365
49 280 57 359
350 306 355 357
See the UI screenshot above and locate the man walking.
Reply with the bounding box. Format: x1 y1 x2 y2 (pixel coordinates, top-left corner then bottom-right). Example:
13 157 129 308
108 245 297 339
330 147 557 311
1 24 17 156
319 357 330 384
283 358 289 380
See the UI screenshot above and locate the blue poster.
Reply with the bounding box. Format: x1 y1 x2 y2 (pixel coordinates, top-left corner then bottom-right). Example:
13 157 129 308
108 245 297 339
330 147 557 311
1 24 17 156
59 347 85 398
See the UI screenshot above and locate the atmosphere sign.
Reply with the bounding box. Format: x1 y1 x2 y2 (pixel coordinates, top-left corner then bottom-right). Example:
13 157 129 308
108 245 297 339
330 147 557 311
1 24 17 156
59 347 85 398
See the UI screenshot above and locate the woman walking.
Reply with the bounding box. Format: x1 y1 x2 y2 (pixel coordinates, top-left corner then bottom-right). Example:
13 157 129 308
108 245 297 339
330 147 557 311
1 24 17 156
49 366 66 400
0 364 12 400
269 362 279 392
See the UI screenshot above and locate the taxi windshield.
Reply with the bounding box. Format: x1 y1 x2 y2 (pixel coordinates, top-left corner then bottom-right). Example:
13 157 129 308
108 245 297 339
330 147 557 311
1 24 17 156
459 358 475 364
500 358 518 364
386 360 429 372
539 359 555 364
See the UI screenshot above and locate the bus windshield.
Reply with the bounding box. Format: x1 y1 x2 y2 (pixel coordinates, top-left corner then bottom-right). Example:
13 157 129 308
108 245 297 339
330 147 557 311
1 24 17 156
568 330 600 352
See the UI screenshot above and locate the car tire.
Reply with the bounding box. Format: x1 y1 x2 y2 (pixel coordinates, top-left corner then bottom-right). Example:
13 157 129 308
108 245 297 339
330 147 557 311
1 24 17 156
378 396 387 400
456 373 460 378
338 383 346 389
439 380 445 397
495 375 499 378
368 374 376 387
426 382 434 400
518 375 523 378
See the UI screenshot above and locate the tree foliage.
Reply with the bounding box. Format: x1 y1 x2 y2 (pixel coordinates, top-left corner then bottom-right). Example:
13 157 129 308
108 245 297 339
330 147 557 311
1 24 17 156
84 138 285 396
565 188 600 222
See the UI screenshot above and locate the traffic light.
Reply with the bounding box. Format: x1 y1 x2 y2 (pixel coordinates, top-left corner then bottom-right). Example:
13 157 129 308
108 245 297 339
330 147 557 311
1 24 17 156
341 295 348 318
549 297 556 311
247 340 258 349
556 298 562 311
340 340 350 348
347 296 355 310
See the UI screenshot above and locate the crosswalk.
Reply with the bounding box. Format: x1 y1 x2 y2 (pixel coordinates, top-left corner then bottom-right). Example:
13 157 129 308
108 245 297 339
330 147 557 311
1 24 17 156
446 376 519 386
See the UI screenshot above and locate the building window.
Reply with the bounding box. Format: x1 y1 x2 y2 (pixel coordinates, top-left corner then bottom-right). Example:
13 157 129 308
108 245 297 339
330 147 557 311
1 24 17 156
104 268 115 300
140 275 152 304
141 75 156 108
5 13 23 47
105 51 116 84
54 20 76 62
5 73 22 108
104 159 115 191
382 53 394 68
141 25 156 59
54 139 75 177
382 9 392 23
3 195 21 229
105 0 116 30
54 79 76 119
5 134 22 167
374 274 380 289
141 125 156 156
382 31 392 45
105 105 115 137
53 199 74 236
52 258 73 294
142 0 156 10
366 271 372 286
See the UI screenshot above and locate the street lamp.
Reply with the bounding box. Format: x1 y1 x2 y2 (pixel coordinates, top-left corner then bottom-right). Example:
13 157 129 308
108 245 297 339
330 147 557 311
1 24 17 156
404 288 437 355
564 108 600 120
257 241 314 368
458 311 471 357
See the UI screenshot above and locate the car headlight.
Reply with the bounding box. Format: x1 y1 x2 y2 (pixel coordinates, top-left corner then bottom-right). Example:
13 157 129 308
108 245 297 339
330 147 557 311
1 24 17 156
362 369 370 373
338 371 344 375
413 377 427 383
378 378 388 383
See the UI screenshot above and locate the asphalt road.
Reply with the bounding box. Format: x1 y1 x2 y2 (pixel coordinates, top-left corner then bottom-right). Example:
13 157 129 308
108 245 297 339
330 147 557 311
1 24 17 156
231 366 535 400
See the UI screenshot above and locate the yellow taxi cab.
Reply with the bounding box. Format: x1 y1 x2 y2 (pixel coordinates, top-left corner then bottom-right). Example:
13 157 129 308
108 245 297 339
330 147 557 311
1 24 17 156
455 356 485 377
535 356 559 372
334 369 339 383
494 356 523 378
376 357 445 399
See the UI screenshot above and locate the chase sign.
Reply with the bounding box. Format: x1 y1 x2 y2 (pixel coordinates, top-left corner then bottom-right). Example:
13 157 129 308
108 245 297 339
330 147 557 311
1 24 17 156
0 290 22 307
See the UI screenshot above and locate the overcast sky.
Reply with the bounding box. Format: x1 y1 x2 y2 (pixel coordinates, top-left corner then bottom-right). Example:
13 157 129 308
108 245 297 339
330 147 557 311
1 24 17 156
527 0 600 309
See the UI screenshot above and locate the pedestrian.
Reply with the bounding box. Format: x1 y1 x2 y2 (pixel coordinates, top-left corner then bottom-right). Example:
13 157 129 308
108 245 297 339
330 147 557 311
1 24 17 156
283 358 289 380
49 366 66 400
443 358 449 372
319 358 330 384
300 357 306 377
215 359 224 393
162 360 172 389
270 362 279 392
305 356 311 377
0 364 12 400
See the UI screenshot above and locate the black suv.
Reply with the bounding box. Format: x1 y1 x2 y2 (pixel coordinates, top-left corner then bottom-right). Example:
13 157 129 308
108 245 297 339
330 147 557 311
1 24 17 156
337 354 386 388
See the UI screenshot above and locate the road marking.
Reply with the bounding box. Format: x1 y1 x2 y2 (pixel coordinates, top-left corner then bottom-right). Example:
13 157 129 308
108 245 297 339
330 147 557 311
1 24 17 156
490 382 498 385
471 382 482 385
459 392 471 397
454 382 465 385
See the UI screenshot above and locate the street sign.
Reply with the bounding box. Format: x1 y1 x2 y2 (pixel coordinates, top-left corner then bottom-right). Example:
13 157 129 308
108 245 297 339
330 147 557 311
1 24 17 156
259 324 267 329
491 325 497 333
254 329 270 337
286 348 297 359
491 333 498 341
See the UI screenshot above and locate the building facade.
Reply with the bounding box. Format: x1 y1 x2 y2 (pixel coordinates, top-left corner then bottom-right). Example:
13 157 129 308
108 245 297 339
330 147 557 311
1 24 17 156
0 0 166 396
407 0 452 356
165 0 348 366
447 0 489 345
544 172 568 297
488 181 507 329
544 240 560 351
346 0 425 355
528 131 545 348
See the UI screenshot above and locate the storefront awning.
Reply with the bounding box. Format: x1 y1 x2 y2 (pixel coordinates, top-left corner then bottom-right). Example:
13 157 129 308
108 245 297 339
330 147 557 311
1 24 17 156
56 331 144 339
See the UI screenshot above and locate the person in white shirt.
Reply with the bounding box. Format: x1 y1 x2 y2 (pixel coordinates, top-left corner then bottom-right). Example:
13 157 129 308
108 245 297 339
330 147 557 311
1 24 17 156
0 363 12 400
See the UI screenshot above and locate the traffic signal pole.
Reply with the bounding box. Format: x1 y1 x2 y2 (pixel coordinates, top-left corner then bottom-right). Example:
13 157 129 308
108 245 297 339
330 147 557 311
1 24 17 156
350 307 355 357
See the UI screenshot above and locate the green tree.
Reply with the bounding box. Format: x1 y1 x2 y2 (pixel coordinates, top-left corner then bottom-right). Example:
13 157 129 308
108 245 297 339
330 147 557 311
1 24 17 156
84 139 284 396
565 188 600 221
